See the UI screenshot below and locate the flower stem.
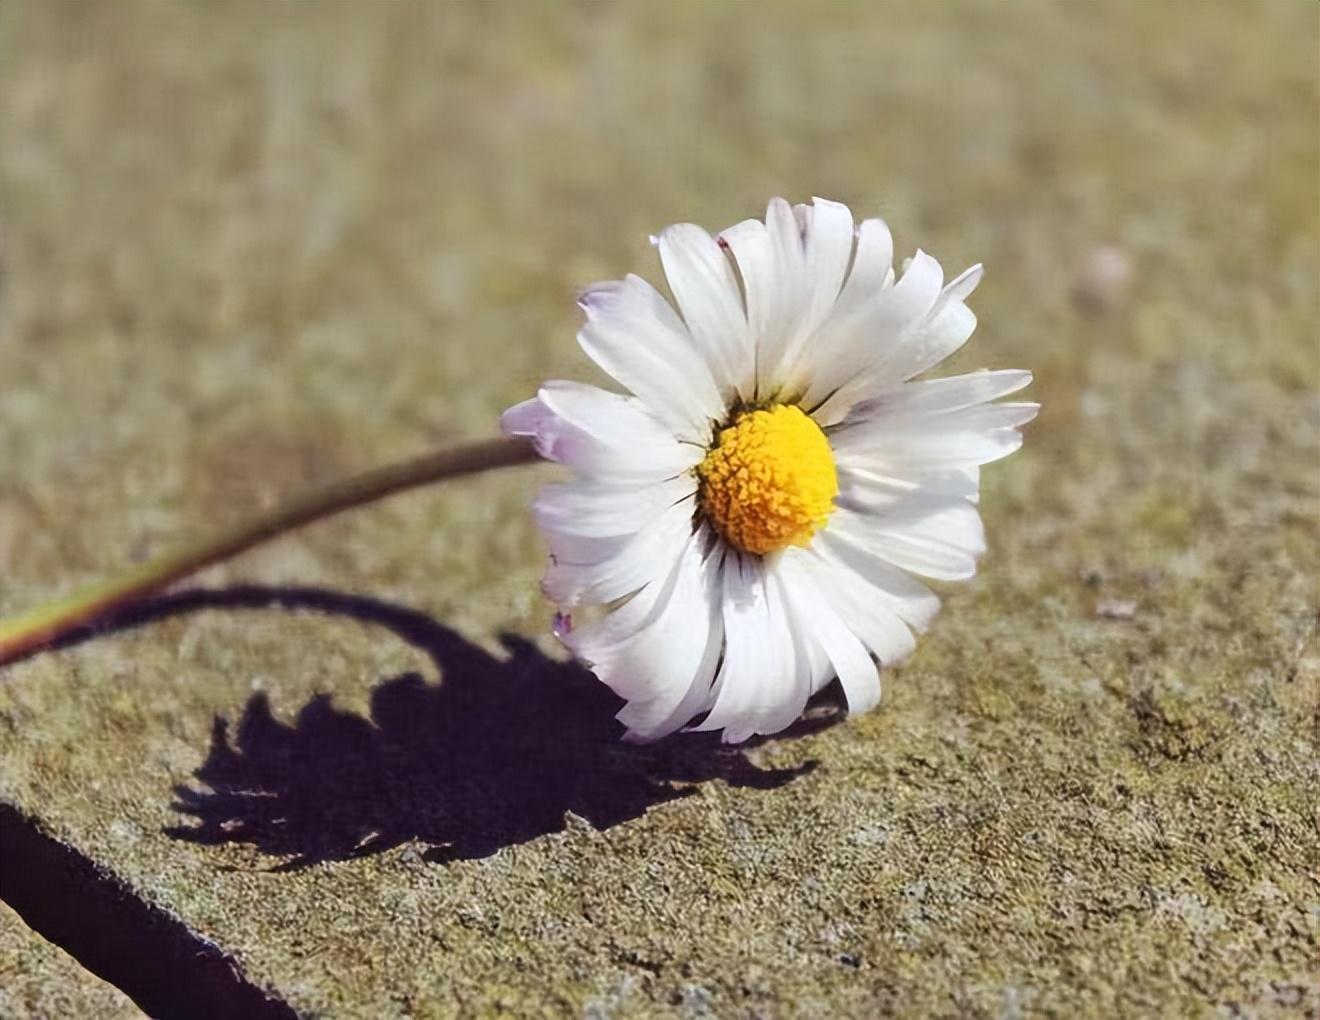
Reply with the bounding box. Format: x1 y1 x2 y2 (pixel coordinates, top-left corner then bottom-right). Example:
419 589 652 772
0 436 538 667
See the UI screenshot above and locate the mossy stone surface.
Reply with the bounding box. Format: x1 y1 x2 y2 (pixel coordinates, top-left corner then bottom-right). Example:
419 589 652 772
0 2 1316 1017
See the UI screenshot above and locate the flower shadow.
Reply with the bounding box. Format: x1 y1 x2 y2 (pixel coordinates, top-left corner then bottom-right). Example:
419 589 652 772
72 585 831 870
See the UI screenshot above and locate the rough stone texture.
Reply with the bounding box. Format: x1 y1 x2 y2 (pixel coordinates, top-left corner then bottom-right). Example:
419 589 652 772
0 902 144 1019
0 2 1316 1017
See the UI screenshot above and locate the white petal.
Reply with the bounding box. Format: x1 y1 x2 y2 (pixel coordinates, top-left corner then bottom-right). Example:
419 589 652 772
617 620 723 740
831 505 978 581
841 427 1023 470
834 217 894 318
936 401 1041 431
832 477 987 559
776 551 881 715
876 264 984 384
831 399 1039 469
957 465 981 504
795 197 855 358
693 553 804 743
814 526 942 631
542 498 694 605
827 506 979 581
855 248 947 359
503 393 648 477
803 250 945 420
534 475 696 538
500 396 552 437
773 198 859 397
797 546 917 664
564 528 723 742
535 380 702 479
541 525 632 568
720 197 810 399
559 563 674 675
690 555 767 738
943 262 983 303
759 197 811 394
848 370 1034 422
737 562 814 739
717 218 776 397
654 223 752 398
835 463 980 513
613 537 727 741
577 274 724 438
535 380 669 444
828 491 984 583
773 560 834 697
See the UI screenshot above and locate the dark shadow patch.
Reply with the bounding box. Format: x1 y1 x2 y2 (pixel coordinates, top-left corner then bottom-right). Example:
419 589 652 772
60 585 828 869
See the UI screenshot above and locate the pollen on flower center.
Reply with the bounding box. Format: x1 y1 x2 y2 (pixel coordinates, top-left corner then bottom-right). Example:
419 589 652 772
697 404 838 556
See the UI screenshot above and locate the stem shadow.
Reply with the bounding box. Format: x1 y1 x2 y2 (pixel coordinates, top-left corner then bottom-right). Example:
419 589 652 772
59 585 834 869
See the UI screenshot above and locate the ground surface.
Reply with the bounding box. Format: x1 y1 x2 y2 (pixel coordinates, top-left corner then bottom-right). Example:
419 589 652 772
0 2 1316 1018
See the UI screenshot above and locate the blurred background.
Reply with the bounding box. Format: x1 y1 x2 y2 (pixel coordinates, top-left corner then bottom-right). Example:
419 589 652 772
0 3 1316 1018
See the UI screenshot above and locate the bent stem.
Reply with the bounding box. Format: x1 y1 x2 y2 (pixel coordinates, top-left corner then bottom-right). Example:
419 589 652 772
0 436 539 667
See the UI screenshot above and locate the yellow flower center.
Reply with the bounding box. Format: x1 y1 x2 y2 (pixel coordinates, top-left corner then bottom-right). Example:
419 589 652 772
697 404 838 556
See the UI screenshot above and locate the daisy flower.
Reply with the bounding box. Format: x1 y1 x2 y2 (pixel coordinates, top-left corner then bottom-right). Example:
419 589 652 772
503 197 1037 744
